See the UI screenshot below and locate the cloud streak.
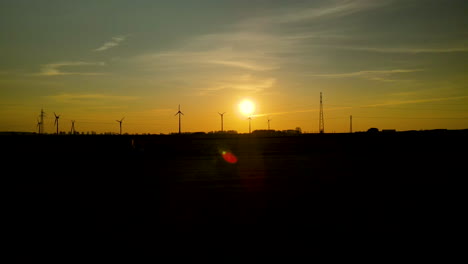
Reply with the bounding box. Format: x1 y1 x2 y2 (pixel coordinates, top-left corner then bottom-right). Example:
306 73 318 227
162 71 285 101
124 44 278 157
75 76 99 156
252 106 353 118
310 69 423 81
253 95 468 118
45 93 138 102
94 35 127 52
361 95 468 108
134 45 280 72
342 46 468 54
36 61 105 76
129 1 392 77
275 0 389 24
199 74 276 95
207 60 277 71
235 0 390 28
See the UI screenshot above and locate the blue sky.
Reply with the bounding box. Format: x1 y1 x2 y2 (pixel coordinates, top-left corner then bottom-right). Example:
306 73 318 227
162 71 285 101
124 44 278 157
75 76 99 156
1 0 467 133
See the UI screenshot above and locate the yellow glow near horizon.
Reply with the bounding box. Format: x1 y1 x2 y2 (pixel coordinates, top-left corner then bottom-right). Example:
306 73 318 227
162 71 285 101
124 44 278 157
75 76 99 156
239 99 255 116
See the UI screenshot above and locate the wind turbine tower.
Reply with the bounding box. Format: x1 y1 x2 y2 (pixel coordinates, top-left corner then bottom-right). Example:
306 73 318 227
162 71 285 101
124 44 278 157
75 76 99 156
319 92 324 133
54 112 60 134
36 118 41 134
248 116 252 134
350 115 352 133
267 117 272 130
218 112 226 132
175 105 184 134
116 117 125 135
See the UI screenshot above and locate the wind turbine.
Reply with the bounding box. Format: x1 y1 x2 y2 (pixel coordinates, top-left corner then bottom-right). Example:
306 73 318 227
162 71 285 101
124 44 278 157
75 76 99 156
36 118 41 134
54 112 60 134
248 116 252 134
175 105 184 134
267 117 272 130
116 117 125 135
218 112 226 132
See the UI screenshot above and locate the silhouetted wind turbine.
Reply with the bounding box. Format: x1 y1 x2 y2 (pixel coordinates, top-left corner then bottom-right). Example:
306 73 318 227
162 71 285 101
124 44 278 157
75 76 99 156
267 117 272 130
248 116 252 134
218 112 226 132
54 112 60 134
36 118 41 134
175 105 184 134
116 117 125 135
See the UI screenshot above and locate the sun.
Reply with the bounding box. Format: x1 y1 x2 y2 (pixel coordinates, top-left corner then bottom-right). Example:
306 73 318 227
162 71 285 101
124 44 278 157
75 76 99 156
239 99 255 116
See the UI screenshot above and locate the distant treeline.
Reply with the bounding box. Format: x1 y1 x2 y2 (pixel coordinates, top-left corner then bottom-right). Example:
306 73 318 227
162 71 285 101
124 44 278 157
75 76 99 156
1 128 467 137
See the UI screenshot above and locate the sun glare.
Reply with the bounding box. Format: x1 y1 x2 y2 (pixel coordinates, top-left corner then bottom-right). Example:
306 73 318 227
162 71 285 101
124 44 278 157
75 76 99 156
239 99 255 116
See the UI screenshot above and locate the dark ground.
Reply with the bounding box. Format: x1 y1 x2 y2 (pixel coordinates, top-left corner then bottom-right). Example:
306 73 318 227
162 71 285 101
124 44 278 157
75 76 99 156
3 130 466 244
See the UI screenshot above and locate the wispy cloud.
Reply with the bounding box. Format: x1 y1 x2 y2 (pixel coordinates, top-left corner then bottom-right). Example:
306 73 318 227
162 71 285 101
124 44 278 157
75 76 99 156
310 69 423 81
45 93 138 103
362 95 468 108
36 61 106 76
207 60 277 71
199 74 276 95
94 35 127 52
253 95 468 118
236 0 390 29
129 1 392 75
253 106 352 118
134 43 281 72
343 46 468 54
274 0 389 24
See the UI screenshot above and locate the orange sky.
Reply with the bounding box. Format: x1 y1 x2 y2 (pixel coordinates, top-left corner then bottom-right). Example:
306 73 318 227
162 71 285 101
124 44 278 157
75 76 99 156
1 0 467 134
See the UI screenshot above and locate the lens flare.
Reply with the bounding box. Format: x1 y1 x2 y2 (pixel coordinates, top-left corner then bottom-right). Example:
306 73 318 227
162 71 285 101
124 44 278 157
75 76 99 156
221 150 238 164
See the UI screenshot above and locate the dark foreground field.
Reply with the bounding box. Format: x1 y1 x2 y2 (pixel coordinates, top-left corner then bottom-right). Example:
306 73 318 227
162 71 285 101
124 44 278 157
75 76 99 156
3 130 467 243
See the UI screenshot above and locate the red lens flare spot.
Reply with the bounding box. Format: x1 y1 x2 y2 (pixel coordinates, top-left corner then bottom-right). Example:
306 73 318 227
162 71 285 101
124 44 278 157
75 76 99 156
222 151 238 164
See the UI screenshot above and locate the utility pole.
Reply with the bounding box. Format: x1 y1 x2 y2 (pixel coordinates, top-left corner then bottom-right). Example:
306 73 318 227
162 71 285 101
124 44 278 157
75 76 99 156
71 120 76 134
319 92 324 133
39 108 45 134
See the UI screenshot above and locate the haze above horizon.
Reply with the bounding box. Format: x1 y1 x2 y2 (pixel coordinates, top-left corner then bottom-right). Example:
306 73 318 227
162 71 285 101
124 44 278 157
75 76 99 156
1 0 467 134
